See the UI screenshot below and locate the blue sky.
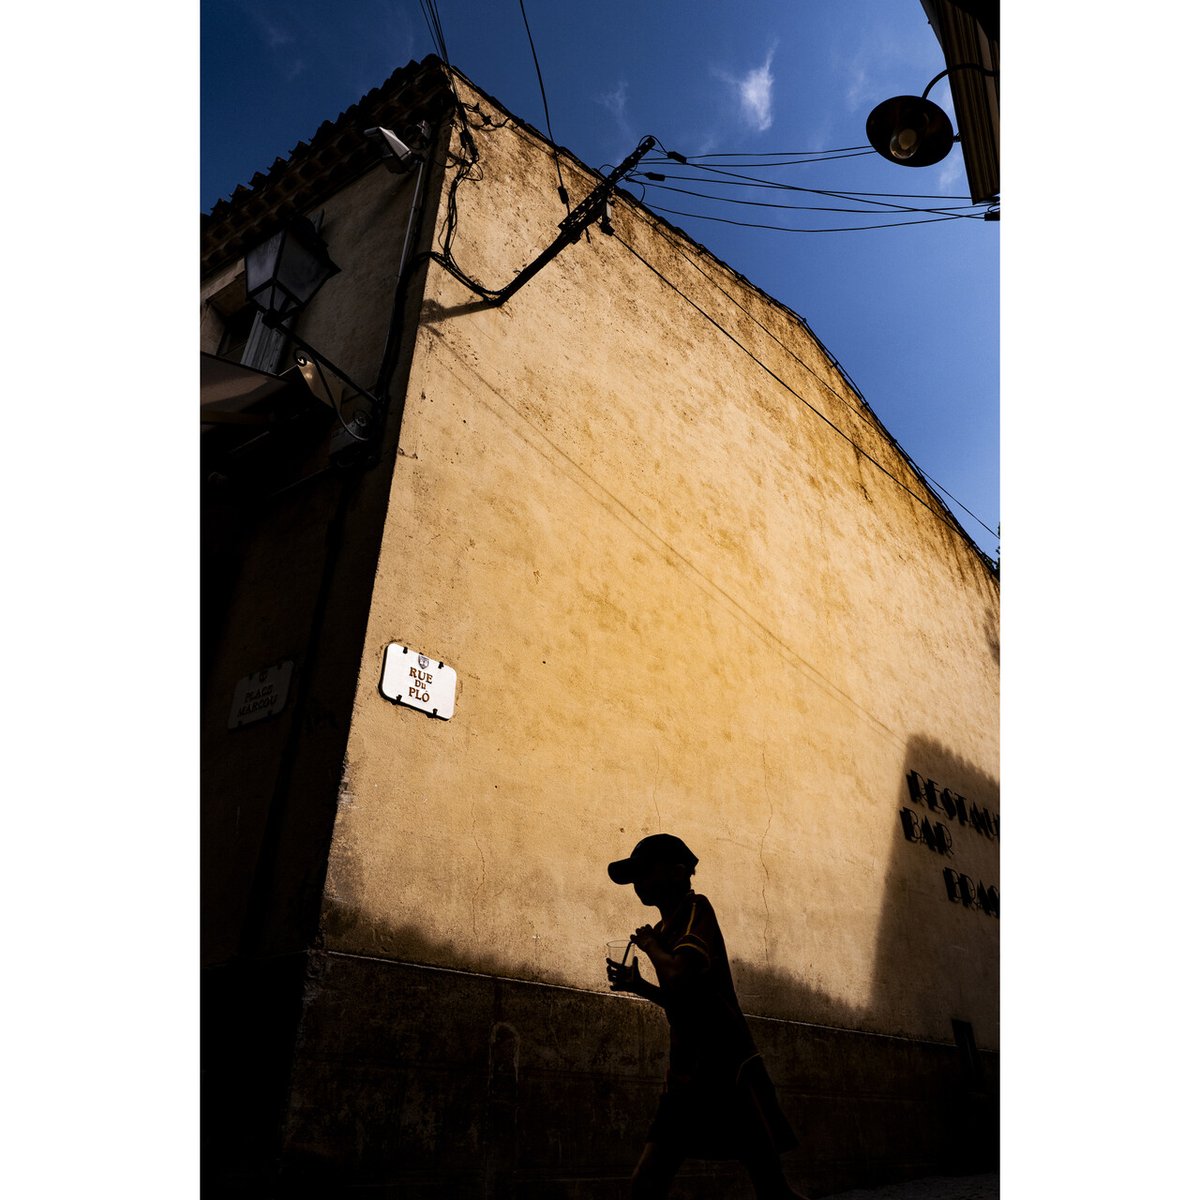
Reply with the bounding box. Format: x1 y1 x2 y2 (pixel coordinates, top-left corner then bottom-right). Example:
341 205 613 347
203 0 999 561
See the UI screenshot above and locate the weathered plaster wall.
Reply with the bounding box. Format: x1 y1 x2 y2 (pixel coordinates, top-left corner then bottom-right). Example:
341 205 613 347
317 81 998 1050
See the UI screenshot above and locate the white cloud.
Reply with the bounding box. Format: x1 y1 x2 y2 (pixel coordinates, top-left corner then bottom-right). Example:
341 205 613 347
716 44 777 134
263 22 292 49
596 79 634 151
835 21 946 114
936 158 966 194
599 79 628 123
247 6 294 50
845 63 871 111
737 45 777 132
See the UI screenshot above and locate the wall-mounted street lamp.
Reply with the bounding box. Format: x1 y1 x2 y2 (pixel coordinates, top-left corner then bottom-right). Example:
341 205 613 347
243 215 381 442
236 123 432 464
245 216 341 322
865 64 997 169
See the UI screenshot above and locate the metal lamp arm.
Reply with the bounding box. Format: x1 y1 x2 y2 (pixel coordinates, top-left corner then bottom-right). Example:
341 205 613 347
922 63 998 99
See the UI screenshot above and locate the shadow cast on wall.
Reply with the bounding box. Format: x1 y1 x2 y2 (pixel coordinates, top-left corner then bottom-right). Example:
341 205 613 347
274 730 998 1195
870 735 999 1047
320 731 997 1045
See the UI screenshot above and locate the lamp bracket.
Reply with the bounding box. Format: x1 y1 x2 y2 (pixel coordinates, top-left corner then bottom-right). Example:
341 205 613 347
921 63 998 99
281 330 382 443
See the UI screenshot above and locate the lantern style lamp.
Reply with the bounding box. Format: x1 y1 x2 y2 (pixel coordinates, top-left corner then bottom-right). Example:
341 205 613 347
244 216 341 325
241 215 380 428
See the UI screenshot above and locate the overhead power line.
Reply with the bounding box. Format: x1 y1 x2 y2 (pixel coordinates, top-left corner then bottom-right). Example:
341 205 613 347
647 150 877 168
518 0 571 211
637 179 987 218
646 144 872 158
637 169 982 205
669 157 989 215
632 161 987 222
628 144 993 230
637 169 979 202
643 205 973 233
418 0 449 60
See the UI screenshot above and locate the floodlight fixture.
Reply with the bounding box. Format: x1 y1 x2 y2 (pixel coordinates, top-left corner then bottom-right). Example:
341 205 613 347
364 125 419 174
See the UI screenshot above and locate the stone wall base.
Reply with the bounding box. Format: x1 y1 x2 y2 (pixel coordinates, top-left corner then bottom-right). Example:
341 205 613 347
204 950 998 1197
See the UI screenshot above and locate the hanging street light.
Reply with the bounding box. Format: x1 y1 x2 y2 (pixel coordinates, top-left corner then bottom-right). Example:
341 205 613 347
865 64 997 170
865 93 956 168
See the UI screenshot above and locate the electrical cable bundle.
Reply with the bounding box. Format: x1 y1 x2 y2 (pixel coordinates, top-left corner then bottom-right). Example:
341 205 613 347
632 145 996 233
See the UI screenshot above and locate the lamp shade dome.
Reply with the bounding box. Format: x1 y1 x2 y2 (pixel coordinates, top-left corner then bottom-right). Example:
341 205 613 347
865 95 955 168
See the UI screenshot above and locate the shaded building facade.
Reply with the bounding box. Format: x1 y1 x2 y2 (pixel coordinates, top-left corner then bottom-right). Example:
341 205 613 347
201 58 999 1199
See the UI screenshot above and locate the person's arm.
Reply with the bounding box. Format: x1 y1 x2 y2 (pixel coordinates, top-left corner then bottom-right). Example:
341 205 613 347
631 924 705 992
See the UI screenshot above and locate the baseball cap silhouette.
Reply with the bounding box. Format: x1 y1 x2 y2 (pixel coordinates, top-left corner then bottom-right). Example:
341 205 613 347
607 834 698 884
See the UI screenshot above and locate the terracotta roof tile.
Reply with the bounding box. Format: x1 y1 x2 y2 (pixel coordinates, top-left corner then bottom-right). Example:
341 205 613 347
201 55 453 277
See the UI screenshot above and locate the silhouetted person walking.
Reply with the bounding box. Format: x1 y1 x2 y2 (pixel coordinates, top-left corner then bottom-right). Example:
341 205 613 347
606 834 806 1199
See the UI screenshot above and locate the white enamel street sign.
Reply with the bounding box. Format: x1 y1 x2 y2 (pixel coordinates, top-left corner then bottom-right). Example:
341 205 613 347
228 661 294 729
380 644 457 719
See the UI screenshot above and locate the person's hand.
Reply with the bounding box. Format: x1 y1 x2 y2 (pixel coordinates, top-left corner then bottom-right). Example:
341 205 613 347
606 954 645 994
630 925 660 951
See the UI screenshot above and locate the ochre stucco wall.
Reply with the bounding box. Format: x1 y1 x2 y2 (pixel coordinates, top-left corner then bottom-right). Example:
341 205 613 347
318 81 999 1050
